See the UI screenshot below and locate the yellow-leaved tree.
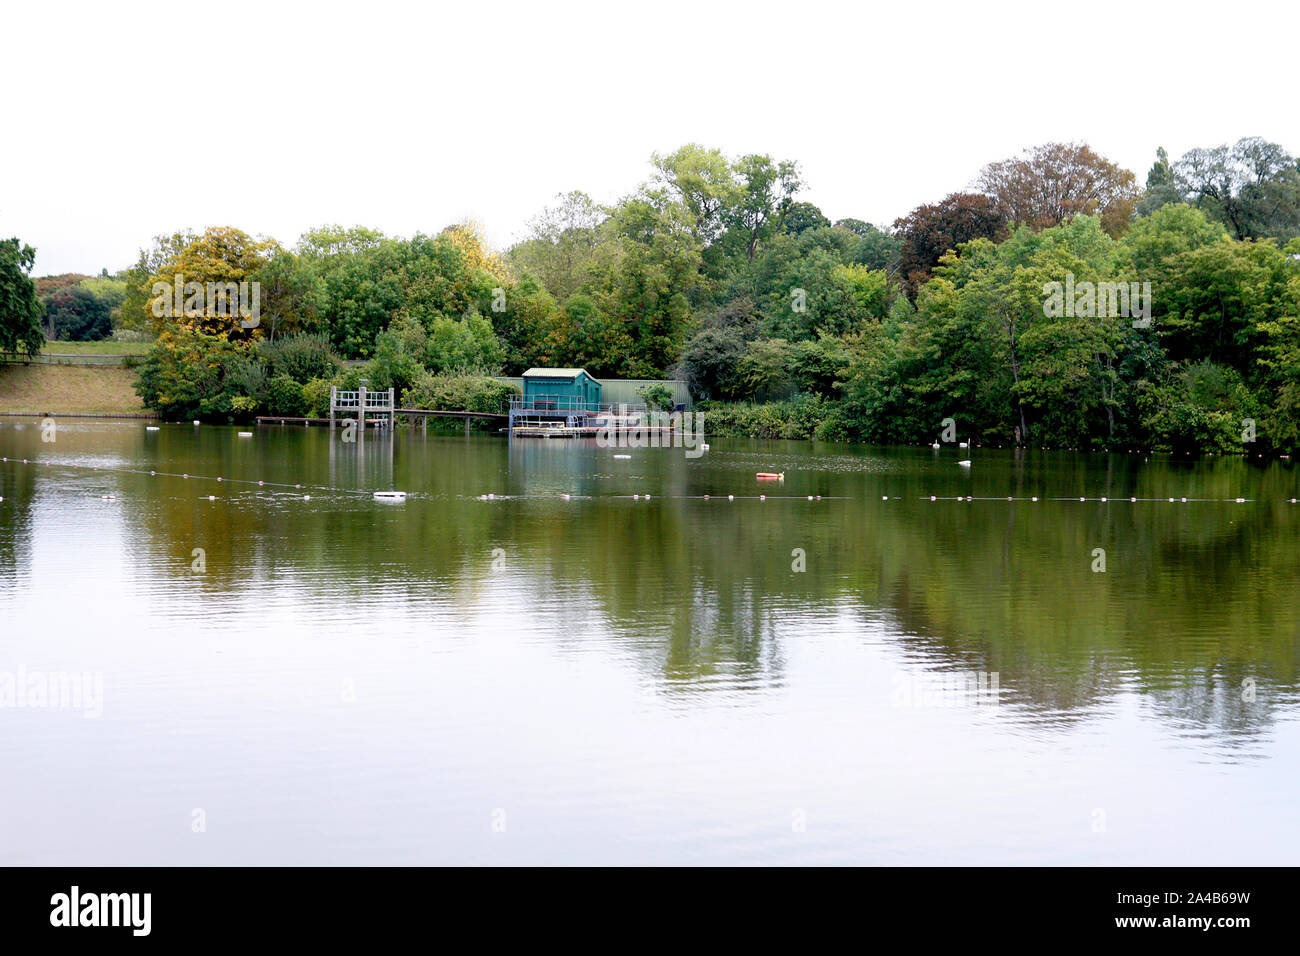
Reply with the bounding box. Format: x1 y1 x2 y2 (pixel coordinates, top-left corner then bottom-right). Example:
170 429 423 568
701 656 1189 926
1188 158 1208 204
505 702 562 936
146 227 279 337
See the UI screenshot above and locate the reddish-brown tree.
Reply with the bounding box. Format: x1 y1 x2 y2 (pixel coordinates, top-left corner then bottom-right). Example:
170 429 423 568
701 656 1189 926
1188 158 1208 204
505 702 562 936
976 142 1139 237
893 193 1006 295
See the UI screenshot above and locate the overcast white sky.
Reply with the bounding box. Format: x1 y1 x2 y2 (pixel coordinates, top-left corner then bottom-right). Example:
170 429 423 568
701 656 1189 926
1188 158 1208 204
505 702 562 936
4 0 1296 276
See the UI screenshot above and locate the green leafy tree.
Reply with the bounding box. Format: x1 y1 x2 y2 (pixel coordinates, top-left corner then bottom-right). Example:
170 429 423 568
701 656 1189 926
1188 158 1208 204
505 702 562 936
1174 137 1300 241
781 202 831 236
425 310 505 374
43 285 112 341
724 154 802 263
1136 147 1184 216
134 329 252 419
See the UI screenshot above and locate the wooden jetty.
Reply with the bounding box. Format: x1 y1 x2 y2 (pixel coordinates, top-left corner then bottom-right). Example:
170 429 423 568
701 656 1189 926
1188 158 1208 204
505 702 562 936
258 406 507 436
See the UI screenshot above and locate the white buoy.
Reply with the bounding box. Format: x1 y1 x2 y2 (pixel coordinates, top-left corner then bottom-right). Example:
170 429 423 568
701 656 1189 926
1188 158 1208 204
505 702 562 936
238 432 252 438
958 460 971 467
1032 496 1038 502
728 494 734 501
932 442 940 449
304 495 311 501
146 426 159 432
207 495 216 501
614 454 631 459
958 441 969 448
373 491 406 501
193 420 200 425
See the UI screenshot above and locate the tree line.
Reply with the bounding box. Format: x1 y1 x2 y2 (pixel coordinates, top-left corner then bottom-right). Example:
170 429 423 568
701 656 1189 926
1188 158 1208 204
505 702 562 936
3 136 1298 450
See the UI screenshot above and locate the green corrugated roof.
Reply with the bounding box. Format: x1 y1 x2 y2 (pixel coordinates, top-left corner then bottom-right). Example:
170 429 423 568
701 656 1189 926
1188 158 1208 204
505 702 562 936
522 368 595 379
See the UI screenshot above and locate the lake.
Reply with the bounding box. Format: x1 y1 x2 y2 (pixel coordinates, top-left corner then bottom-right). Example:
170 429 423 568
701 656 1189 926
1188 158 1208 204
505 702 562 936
1 418 1298 865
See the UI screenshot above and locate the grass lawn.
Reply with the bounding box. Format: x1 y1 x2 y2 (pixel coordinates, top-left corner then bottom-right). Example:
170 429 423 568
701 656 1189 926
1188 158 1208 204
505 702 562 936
40 340 152 355
0 365 145 415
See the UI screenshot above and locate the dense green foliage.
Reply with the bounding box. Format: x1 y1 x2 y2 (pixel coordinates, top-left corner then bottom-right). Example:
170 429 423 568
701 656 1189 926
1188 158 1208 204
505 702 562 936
402 374 519 415
1 238 44 355
111 137 1300 448
34 273 127 341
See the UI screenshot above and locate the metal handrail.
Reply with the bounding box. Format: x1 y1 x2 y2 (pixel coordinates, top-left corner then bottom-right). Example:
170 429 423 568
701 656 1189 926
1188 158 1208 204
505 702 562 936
509 397 647 414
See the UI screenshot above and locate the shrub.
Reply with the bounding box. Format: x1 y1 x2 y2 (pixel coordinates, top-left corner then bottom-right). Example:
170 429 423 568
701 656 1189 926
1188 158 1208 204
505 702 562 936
267 375 306 416
639 383 674 411
695 395 846 441
228 356 269 407
260 332 340 383
402 373 519 414
677 324 749 401
301 378 335 418
425 310 505 374
133 329 250 420
361 329 423 394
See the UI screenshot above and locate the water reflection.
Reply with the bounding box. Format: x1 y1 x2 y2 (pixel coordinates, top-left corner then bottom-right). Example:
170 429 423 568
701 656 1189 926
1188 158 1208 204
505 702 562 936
3 421 1297 738
3 417 1300 866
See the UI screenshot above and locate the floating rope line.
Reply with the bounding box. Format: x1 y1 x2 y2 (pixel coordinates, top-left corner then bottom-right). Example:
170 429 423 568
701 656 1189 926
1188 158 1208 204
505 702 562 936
2 457 1295 505
0 456 374 497
915 494 1261 503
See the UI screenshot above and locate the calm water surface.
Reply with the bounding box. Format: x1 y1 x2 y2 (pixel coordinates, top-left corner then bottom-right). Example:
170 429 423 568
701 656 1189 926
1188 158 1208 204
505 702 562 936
1 419 1298 864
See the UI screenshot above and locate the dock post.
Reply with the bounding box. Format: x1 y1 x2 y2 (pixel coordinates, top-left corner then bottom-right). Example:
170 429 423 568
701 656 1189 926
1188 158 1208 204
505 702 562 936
464 415 471 437
329 386 335 430
358 384 366 432
389 388 395 431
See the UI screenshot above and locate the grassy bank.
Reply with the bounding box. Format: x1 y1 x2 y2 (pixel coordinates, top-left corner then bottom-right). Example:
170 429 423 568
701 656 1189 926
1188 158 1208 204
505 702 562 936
0 364 145 415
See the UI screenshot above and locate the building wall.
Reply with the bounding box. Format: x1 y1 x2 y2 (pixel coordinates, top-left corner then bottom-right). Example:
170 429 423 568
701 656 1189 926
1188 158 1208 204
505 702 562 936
501 377 691 408
599 379 692 409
